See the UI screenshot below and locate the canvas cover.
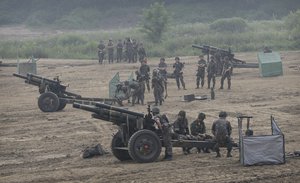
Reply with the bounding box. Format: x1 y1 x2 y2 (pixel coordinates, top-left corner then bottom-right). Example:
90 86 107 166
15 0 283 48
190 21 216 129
257 52 282 77
18 62 37 75
109 72 120 98
240 117 285 166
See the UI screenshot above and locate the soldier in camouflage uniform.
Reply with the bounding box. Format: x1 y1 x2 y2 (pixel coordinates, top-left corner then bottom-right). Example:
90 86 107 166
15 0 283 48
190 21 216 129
151 69 164 106
220 56 233 90
107 39 114 64
190 112 211 153
173 110 190 155
97 40 105 64
132 39 138 63
139 59 151 92
125 38 134 63
207 56 217 89
130 79 145 106
116 39 123 63
196 55 207 89
158 57 168 97
173 57 186 90
138 43 146 62
152 107 172 160
211 111 233 158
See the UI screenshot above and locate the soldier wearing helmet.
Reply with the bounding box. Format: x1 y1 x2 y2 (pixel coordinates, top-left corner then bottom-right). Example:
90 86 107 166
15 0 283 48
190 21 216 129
220 56 232 89
211 111 233 158
107 39 114 64
173 110 190 155
152 107 173 160
190 112 211 153
173 57 186 90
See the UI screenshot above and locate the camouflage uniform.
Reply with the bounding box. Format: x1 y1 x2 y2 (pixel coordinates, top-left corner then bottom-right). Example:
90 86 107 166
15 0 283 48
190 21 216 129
152 108 172 160
220 57 232 89
190 113 211 153
97 41 105 64
173 110 190 154
139 60 151 92
173 57 186 90
129 80 145 106
207 57 217 89
151 70 164 106
196 56 207 88
116 40 123 63
138 43 146 62
158 58 168 95
132 39 138 63
211 111 233 157
125 38 134 63
107 40 114 64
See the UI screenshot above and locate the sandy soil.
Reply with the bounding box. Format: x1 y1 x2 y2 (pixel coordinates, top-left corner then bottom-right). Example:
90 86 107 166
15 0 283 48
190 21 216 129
0 51 300 183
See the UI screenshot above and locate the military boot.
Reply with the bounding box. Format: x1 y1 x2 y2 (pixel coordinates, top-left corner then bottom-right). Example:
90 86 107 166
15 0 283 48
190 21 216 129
164 154 172 161
227 151 232 157
216 151 221 158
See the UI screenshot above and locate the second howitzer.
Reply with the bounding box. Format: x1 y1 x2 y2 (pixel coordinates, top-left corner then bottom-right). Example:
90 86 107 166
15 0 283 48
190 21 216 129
13 73 115 112
73 102 216 163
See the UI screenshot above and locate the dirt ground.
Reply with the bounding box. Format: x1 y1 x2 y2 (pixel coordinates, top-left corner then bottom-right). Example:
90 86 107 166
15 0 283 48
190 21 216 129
1 51 300 183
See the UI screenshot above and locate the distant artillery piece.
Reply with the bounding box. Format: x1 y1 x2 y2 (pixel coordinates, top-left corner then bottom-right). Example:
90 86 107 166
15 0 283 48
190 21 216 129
192 44 259 68
13 73 115 112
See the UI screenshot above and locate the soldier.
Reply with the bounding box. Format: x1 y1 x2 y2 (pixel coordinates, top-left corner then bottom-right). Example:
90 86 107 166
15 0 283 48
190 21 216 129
132 39 138 63
107 39 114 64
97 40 105 64
152 107 173 160
129 80 145 106
138 43 146 62
173 57 186 90
196 55 207 89
135 70 146 105
139 59 151 92
158 57 168 97
116 39 123 63
125 37 134 63
220 56 232 90
151 69 164 106
211 111 233 158
190 112 210 153
207 56 217 89
173 110 190 155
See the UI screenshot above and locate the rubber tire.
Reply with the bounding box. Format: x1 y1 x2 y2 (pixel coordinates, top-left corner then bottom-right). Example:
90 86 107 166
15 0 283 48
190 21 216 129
38 92 60 112
57 99 67 111
128 129 161 163
111 131 132 161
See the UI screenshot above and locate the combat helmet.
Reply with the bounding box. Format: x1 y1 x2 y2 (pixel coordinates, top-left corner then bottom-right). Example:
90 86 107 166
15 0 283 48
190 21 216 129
152 107 160 114
219 111 227 118
198 112 206 120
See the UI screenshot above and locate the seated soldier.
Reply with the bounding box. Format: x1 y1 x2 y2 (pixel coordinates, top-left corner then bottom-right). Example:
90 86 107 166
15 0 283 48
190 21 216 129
173 110 191 155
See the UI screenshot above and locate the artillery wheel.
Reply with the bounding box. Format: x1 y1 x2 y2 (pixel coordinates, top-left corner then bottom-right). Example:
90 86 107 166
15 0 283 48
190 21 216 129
128 129 161 163
57 99 67 111
111 131 132 161
38 92 59 112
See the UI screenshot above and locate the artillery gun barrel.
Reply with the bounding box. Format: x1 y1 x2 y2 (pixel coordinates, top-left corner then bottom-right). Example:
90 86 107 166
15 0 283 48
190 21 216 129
73 103 100 113
13 73 27 79
95 102 144 117
192 44 205 50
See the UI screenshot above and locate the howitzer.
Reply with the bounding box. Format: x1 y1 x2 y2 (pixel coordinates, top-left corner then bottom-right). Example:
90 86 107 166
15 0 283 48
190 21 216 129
73 102 216 163
13 73 115 112
192 44 259 68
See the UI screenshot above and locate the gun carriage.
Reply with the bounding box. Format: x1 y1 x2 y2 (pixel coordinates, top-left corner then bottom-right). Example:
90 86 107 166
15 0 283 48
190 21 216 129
13 73 115 112
73 102 216 163
192 44 258 68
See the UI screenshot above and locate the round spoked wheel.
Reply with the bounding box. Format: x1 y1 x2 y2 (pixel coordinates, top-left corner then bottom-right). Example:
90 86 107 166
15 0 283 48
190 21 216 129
111 131 132 161
57 99 67 111
128 130 161 163
38 92 59 112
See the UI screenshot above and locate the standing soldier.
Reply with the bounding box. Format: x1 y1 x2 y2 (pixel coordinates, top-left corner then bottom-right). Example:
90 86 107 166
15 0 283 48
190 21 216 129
138 43 146 62
220 56 232 90
97 40 105 64
107 39 114 64
190 112 210 153
196 55 207 89
125 38 134 63
139 59 151 92
173 57 186 90
132 39 138 63
152 107 173 160
211 111 233 158
207 56 217 89
158 57 168 98
173 110 190 155
151 69 164 106
116 39 123 63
